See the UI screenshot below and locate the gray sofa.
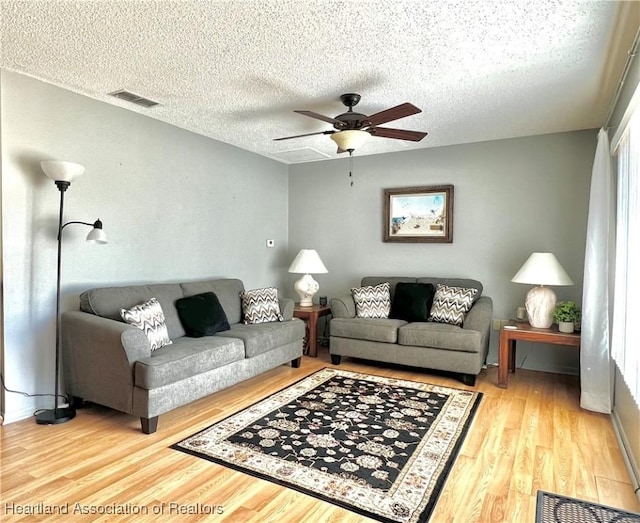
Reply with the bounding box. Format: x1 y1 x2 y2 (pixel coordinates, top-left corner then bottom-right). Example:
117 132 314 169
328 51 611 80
329 277 493 385
61 278 304 434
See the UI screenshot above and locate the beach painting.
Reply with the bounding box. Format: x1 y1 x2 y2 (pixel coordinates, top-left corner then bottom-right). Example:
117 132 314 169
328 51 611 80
383 185 454 243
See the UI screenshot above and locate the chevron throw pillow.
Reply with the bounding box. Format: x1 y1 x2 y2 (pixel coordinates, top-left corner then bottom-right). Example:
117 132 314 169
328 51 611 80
241 287 284 324
428 284 478 326
120 297 172 351
351 282 391 318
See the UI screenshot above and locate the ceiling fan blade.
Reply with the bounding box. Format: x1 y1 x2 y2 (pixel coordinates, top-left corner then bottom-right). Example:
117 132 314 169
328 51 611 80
365 103 422 127
273 130 335 141
295 110 345 126
369 127 428 141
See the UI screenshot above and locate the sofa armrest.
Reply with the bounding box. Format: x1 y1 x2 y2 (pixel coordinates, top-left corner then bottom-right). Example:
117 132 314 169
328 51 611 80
63 310 152 361
61 310 152 414
279 298 295 321
330 295 356 319
463 296 493 332
463 296 493 360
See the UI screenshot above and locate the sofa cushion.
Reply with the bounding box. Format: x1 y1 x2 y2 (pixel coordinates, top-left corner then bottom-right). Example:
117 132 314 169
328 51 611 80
135 336 244 389
121 298 172 351
352 282 391 318
390 282 435 322
330 317 407 343
398 322 482 353
180 279 245 325
428 284 478 326
240 287 284 324
80 283 186 339
175 292 230 337
215 319 305 358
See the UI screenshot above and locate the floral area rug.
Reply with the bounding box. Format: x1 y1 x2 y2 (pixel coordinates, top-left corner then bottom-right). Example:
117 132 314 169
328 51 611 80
172 368 482 523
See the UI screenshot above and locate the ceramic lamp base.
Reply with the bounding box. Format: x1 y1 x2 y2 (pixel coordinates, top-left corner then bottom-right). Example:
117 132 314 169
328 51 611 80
294 273 319 307
525 285 557 328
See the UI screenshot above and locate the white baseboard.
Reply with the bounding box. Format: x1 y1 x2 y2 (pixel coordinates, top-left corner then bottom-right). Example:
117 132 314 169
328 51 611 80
526 363 579 375
612 407 640 503
3 406 37 425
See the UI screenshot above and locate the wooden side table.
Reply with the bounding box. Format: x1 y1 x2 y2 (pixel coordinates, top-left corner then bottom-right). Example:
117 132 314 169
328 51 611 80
498 321 580 388
293 304 332 357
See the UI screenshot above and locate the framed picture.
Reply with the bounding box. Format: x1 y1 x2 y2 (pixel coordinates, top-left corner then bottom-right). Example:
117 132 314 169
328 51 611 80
383 185 454 243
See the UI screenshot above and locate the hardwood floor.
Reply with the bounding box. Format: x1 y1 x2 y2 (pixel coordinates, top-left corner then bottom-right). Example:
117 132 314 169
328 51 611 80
2 351 638 522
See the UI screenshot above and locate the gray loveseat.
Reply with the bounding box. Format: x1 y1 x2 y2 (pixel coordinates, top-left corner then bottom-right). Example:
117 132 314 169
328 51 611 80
329 277 492 386
61 278 304 434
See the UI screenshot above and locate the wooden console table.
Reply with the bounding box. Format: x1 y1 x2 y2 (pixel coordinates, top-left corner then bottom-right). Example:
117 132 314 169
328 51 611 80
498 321 580 388
293 304 331 358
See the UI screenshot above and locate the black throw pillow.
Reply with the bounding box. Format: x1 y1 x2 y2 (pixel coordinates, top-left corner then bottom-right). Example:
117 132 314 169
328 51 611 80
390 282 436 322
175 292 230 337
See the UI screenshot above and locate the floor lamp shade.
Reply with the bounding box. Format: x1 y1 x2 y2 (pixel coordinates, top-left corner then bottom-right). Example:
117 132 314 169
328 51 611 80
41 160 85 183
288 249 328 307
85 220 108 244
36 160 106 425
511 252 574 328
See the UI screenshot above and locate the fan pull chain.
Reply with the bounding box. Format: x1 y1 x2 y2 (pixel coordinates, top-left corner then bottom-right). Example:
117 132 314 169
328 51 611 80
349 150 354 187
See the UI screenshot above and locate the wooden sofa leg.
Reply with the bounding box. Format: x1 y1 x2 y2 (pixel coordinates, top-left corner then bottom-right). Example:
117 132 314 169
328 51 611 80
291 357 302 368
460 373 476 387
141 416 158 434
331 354 341 365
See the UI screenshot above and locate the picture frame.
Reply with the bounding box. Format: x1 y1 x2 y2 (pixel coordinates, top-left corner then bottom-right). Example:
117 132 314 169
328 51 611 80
383 185 454 243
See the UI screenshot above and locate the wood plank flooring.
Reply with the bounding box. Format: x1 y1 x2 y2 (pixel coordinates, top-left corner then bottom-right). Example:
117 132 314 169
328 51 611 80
1 352 638 522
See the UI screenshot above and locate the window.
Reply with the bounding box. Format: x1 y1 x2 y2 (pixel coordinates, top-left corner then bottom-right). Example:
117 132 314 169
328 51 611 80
612 105 640 406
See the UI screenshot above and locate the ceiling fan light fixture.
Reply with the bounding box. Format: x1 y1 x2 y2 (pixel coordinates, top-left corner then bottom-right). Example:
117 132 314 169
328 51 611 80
330 130 370 152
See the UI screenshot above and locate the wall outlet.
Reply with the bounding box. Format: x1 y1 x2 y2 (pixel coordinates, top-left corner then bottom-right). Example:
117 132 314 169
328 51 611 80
492 319 509 331
266 239 275 248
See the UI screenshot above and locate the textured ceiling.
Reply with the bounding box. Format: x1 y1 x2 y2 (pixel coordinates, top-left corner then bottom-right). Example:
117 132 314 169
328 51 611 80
0 1 631 163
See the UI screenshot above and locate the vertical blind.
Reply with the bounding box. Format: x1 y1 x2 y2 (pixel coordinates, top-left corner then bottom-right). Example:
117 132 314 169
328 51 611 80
612 106 640 407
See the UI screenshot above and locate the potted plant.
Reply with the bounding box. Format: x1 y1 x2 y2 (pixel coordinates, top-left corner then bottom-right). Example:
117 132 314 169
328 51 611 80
553 301 580 333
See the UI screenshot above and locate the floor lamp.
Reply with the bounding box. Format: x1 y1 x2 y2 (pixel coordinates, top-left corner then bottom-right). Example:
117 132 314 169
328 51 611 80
36 160 108 425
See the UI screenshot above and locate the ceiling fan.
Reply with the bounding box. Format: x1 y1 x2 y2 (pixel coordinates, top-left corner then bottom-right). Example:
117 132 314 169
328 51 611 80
274 93 428 154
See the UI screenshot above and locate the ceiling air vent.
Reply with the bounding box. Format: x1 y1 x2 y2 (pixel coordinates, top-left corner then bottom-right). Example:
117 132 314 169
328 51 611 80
109 89 159 108
272 148 331 163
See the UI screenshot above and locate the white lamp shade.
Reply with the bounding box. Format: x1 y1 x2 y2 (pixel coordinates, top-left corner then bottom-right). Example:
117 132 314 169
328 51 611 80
330 130 370 151
86 227 108 244
288 249 328 274
41 160 85 183
511 252 574 286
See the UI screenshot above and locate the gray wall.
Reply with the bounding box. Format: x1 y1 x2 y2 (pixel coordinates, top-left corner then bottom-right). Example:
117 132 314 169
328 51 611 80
289 130 597 372
1 70 290 422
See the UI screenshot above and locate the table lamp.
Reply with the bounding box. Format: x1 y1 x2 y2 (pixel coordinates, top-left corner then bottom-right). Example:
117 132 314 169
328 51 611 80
288 249 328 307
511 252 573 328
